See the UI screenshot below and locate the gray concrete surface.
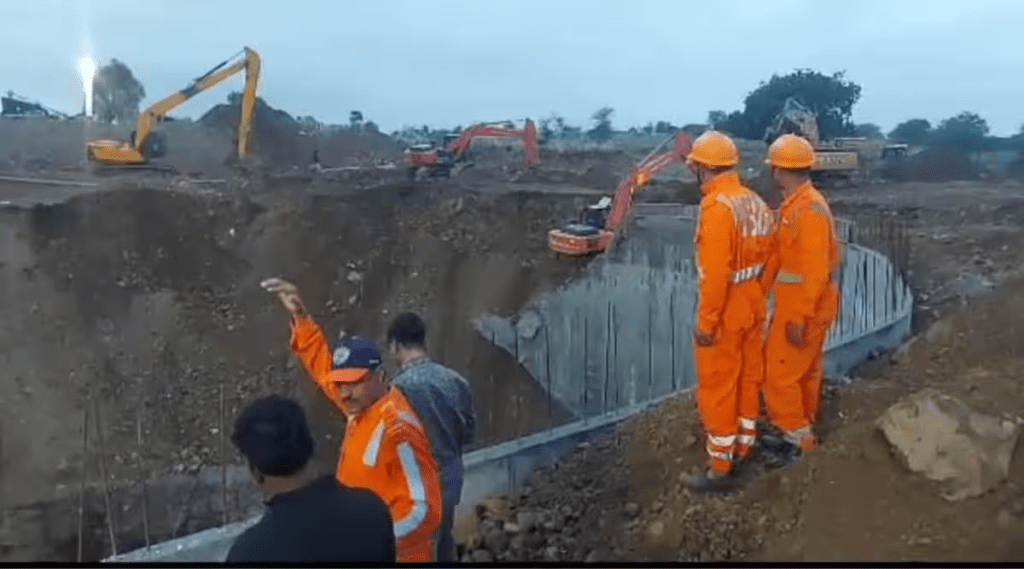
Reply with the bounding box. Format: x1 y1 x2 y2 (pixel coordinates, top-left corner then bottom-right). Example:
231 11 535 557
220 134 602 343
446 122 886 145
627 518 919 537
477 207 912 419
105 206 912 562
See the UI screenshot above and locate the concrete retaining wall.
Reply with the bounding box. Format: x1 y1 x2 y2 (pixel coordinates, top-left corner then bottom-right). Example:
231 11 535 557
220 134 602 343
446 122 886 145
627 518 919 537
106 205 912 562
476 205 912 420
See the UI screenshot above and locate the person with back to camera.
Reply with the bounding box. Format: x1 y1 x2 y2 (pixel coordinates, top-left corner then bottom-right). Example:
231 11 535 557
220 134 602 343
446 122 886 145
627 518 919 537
387 311 477 562
226 394 396 563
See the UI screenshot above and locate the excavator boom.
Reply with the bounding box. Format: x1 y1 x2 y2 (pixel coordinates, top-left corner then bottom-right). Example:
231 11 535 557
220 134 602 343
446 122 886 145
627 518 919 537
86 47 261 166
604 130 691 232
404 119 538 176
548 131 692 257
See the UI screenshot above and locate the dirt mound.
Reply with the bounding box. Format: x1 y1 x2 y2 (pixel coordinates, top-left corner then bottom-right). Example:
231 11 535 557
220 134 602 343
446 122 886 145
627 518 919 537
0 178 589 560
198 98 401 169
457 394 777 562
199 96 296 132
882 148 985 183
469 273 1024 562
198 97 302 167
314 130 403 165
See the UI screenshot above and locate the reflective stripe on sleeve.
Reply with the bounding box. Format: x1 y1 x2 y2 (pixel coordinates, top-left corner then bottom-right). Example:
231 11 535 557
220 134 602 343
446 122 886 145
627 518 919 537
393 442 429 539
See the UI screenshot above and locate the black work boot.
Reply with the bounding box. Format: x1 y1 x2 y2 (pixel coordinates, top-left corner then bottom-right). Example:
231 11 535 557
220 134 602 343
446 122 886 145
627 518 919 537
688 468 738 494
760 428 816 469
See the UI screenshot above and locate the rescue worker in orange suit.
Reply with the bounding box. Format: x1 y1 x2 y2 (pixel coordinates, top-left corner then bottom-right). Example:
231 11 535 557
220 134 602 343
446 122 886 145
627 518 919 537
759 134 841 457
261 277 442 562
686 131 774 492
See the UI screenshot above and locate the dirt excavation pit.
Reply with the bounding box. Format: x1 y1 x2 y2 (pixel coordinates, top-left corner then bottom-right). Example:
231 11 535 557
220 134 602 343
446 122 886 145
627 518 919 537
0 177 597 562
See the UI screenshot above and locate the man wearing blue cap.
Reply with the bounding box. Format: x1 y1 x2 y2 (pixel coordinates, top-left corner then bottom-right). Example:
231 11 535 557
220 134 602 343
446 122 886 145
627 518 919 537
261 278 442 563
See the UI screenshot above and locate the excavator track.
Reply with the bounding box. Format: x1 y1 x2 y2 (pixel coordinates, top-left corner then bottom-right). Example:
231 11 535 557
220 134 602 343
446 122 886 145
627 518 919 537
91 164 180 177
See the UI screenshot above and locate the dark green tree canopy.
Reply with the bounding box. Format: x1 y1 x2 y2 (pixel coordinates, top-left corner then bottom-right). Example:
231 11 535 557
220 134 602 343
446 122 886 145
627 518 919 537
588 106 614 142
888 118 932 144
92 58 146 124
739 69 861 139
929 112 990 152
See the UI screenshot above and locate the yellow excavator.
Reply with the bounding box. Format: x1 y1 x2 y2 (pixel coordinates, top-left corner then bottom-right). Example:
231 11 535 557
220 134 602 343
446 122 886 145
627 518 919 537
763 98 860 185
764 97 908 186
86 47 261 166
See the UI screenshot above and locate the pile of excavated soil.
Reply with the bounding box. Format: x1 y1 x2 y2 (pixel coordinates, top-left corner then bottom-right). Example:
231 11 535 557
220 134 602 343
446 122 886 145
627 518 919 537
199 97 303 167
464 273 1024 562
198 98 401 169
0 177 587 560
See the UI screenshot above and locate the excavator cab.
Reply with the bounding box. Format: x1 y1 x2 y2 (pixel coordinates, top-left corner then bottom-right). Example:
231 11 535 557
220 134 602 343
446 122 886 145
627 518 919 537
557 197 614 238
131 130 169 159
581 205 609 230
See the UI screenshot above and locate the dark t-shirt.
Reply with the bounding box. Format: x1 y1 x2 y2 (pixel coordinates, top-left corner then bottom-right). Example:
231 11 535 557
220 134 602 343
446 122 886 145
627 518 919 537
226 476 396 563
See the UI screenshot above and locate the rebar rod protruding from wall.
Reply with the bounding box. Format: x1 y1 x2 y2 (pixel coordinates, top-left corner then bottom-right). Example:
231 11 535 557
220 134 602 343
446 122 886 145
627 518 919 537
93 400 119 557
136 401 150 548
77 401 89 563
220 383 227 526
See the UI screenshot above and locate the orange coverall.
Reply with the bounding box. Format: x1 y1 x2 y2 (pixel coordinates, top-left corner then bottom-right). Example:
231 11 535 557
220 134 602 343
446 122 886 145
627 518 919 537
760 180 841 434
290 316 442 562
693 172 774 474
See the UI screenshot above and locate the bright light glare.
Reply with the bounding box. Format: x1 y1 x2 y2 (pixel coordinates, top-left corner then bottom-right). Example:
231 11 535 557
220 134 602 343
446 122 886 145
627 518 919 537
77 56 96 117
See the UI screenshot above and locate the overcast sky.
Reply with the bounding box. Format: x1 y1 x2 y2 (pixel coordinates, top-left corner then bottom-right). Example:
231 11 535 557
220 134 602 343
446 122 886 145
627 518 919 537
3 0 1021 135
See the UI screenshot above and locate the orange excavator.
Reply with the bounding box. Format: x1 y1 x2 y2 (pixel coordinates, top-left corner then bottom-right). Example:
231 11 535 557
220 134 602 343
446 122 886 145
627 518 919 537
404 119 539 179
548 130 692 257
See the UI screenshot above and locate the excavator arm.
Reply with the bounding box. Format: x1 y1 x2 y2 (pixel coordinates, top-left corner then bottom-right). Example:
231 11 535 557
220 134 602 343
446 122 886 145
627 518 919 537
87 47 261 166
764 97 820 147
404 119 538 175
447 119 539 162
547 131 692 256
603 130 692 231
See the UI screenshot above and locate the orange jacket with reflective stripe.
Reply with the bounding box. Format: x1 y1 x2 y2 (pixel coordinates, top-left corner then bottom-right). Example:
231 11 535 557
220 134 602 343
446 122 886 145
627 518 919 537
694 172 775 334
761 181 841 325
289 316 442 562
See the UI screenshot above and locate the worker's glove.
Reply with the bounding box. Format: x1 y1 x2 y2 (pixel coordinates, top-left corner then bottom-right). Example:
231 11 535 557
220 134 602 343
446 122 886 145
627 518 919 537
261 277 308 318
784 320 805 348
693 329 716 347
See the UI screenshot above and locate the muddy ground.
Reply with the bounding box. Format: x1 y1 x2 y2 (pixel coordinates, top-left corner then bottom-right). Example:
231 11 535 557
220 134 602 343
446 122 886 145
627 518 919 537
0 117 708 560
0 177 609 560
456 178 1024 562
2 113 1023 561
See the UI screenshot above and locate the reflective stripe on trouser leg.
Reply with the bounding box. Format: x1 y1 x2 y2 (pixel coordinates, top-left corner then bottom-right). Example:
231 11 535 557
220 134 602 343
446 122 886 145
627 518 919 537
706 433 736 475
737 321 764 459
694 326 743 476
783 425 813 447
735 417 757 459
729 263 765 284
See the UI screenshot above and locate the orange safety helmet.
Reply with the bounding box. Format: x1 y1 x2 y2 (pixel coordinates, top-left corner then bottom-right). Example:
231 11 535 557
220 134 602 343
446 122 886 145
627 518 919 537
686 130 739 168
765 134 816 169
